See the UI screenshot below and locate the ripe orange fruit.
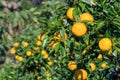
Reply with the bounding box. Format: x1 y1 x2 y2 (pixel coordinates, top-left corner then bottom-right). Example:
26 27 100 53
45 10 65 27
101 62 107 68
23 42 29 47
98 38 112 51
52 42 59 49
48 41 55 47
34 47 40 51
66 8 75 20
47 61 53 66
10 48 16 55
18 56 23 62
41 50 47 55
68 61 77 71
43 54 49 59
72 22 87 37
36 41 42 46
15 55 19 60
41 32 48 41
97 54 102 59
26 51 32 56
13 42 19 48
80 13 94 22
54 32 67 40
74 69 88 80
88 62 96 71
37 35 41 40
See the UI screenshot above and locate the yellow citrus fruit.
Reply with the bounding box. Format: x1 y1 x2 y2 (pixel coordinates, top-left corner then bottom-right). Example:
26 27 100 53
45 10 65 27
31 53 34 56
107 50 112 56
36 41 42 46
37 77 41 80
66 8 75 20
97 54 102 59
34 47 40 51
82 49 87 54
13 42 19 48
43 54 49 59
54 32 67 40
41 50 48 55
48 41 55 47
37 35 41 40
98 38 112 51
26 51 32 56
10 48 16 55
80 13 94 22
52 42 59 49
72 22 87 37
88 62 96 71
47 61 53 66
15 55 19 60
101 62 107 69
74 69 88 80
41 32 48 41
23 42 29 47
68 61 77 71
18 56 23 62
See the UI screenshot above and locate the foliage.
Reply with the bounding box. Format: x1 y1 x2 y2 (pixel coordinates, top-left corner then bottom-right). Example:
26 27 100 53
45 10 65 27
0 0 120 80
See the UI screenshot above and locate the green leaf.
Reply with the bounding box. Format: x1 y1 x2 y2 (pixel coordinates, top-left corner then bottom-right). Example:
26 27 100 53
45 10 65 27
54 43 60 53
29 7 37 12
79 3 86 12
20 11 29 19
96 21 105 30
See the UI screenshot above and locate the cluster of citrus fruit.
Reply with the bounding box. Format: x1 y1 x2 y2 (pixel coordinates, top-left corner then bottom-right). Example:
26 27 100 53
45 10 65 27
9 30 68 75
66 6 112 80
9 0 116 79
9 8 113 80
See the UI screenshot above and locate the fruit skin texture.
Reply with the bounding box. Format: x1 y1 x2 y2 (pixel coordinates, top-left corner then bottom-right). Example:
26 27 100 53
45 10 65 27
43 54 49 59
72 22 87 37
97 54 102 59
34 47 40 51
66 8 75 20
47 61 53 66
74 69 88 80
98 38 112 51
41 50 49 59
10 48 16 55
13 42 19 48
23 42 29 47
88 62 96 71
68 61 77 71
41 50 48 55
18 56 23 62
26 51 32 56
101 62 107 68
80 13 94 22
15 55 19 60
36 41 42 46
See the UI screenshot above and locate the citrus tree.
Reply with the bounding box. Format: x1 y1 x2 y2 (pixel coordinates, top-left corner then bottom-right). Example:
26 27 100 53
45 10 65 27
2 0 120 80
